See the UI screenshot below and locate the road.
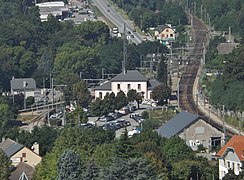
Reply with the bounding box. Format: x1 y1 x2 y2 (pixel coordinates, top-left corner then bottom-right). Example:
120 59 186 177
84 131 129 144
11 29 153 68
91 0 144 44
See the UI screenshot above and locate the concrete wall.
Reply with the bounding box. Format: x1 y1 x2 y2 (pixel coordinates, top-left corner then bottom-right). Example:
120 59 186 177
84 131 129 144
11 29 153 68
111 82 147 98
179 119 224 151
11 147 42 167
94 90 111 99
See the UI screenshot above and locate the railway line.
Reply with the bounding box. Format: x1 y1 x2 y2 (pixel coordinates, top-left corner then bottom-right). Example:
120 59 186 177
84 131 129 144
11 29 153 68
178 16 235 137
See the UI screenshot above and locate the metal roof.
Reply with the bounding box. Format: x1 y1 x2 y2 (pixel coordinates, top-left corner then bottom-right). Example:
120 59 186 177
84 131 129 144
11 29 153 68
111 70 147 82
94 81 111 90
147 79 162 90
10 78 36 90
157 111 199 138
0 139 24 157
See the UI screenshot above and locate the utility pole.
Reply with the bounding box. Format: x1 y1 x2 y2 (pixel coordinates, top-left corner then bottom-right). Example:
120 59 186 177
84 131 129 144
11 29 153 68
222 105 226 144
200 4 203 20
52 78 54 108
23 81 27 109
122 23 127 74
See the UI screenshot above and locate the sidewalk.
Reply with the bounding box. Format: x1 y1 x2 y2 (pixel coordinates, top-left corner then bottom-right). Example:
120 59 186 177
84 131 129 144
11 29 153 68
193 66 244 136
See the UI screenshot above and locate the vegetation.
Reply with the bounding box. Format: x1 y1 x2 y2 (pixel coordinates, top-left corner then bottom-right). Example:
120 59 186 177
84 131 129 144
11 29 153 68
111 0 187 31
32 125 218 179
0 149 10 180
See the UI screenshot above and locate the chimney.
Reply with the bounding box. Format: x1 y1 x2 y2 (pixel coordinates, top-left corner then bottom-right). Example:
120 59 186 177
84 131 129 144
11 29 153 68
2 137 5 142
32 142 40 155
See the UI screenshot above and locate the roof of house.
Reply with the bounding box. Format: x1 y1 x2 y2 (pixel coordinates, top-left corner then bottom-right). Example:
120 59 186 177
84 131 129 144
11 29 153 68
147 79 162 90
217 135 244 161
0 138 24 157
111 70 148 82
155 24 174 32
217 43 240 55
157 111 199 138
94 80 111 90
10 78 36 90
9 162 34 180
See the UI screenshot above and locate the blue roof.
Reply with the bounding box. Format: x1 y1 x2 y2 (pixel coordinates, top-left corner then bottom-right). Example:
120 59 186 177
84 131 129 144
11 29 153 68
157 111 199 138
0 139 24 157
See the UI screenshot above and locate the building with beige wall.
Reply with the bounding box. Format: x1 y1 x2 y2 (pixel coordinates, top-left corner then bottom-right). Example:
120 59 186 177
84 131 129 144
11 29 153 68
94 70 162 100
0 138 41 167
157 111 224 151
154 24 176 48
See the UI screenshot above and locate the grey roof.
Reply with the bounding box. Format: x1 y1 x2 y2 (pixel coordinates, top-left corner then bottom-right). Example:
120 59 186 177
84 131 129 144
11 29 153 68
0 138 24 157
111 70 147 82
95 81 111 90
157 111 199 138
9 162 34 180
147 79 162 90
11 78 36 90
155 24 175 32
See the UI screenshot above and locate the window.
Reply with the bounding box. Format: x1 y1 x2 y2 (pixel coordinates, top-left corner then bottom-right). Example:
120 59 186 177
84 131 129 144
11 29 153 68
232 162 235 170
227 161 230 168
166 29 169 32
237 163 240 170
99 92 102 99
138 84 141 91
22 153 26 158
127 84 131 90
117 84 120 90
170 34 173 37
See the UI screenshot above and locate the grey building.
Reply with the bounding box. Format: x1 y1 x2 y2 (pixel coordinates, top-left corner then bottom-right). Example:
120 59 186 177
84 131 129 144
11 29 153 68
157 111 224 151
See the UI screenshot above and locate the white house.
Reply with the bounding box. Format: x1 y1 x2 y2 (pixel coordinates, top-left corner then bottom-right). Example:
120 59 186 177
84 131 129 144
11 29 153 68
94 70 162 100
217 135 244 179
10 78 36 98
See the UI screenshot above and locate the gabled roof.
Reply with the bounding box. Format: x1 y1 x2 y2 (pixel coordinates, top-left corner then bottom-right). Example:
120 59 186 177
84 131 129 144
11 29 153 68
155 24 175 32
0 138 24 157
147 79 162 90
111 70 147 82
9 162 34 180
94 81 111 90
217 135 244 161
157 111 199 138
11 78 36 90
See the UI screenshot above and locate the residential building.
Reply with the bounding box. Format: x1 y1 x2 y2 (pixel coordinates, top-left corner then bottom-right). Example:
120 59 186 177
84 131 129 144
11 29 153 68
10 77 36 98
157 111 224 151
9 162 34 180
154 24 176 48
94 70 162 100
0 138 41 167
217 135 244 179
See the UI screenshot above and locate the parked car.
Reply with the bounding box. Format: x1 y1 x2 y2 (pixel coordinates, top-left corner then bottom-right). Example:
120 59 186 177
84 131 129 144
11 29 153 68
99 115 114 122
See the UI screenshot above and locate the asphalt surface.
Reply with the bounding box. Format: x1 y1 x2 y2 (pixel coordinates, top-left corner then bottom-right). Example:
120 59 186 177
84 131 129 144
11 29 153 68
91 0 144 44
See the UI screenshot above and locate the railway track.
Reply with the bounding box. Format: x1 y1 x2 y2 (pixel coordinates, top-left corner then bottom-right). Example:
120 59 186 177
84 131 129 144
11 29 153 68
178 16 235 137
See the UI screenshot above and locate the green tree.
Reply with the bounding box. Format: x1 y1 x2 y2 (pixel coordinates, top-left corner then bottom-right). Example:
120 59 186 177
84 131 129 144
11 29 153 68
127 89 142 109
0 103 13 128
0 149 10 180
151 84 171 105
66 106 88 126
115 129 134 159
72 80 91 108
57 150 82 180
102 157 157 179
83 157 100 180
157 57 168 84
115 91 128 110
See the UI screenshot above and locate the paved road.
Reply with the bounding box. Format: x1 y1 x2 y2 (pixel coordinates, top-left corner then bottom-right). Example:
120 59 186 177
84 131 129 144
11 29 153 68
91 0 144 44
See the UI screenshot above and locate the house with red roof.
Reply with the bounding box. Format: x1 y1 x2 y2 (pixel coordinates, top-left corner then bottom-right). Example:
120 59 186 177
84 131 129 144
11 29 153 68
217 135 244 179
